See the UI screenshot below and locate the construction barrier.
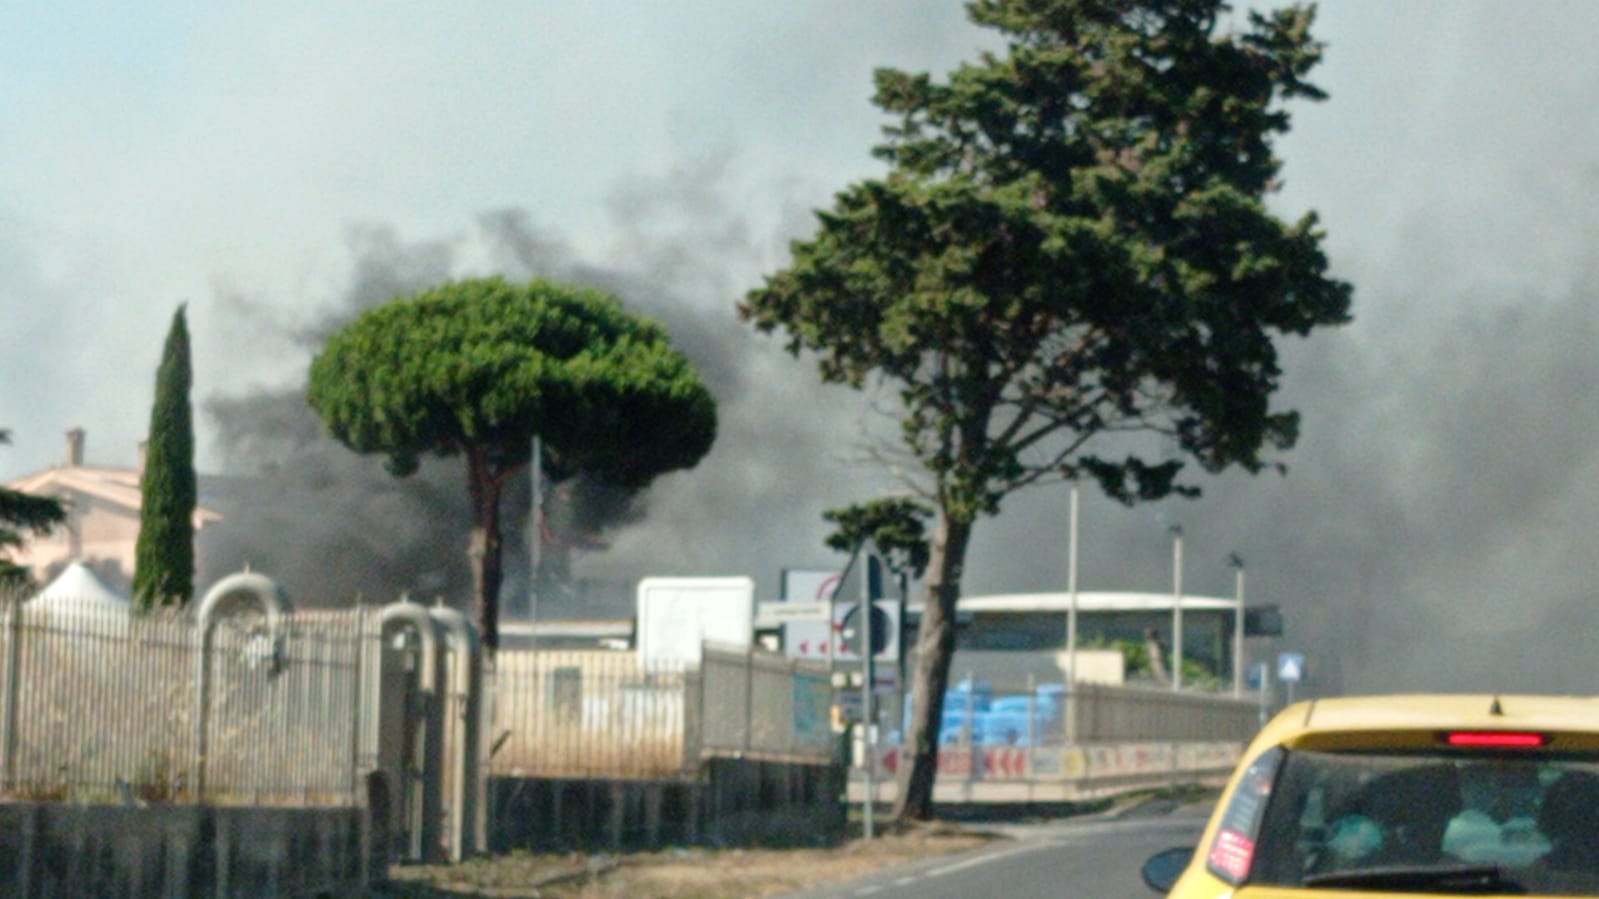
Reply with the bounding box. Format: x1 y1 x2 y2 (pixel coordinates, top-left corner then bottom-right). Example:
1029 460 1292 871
860 739 1242 803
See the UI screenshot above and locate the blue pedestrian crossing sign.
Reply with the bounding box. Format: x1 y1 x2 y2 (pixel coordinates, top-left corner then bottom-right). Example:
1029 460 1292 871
1277 652 1306 683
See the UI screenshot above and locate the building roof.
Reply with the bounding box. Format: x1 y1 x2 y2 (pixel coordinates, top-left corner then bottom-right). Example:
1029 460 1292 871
9 465 142 510
6 464 221 526
908 590 1238 615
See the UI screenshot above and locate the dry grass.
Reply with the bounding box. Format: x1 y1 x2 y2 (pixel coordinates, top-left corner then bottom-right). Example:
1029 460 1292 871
378 821 1001 899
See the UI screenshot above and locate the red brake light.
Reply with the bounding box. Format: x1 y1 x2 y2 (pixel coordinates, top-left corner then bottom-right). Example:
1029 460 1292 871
1444 731 1548 748
1207 829 1256 880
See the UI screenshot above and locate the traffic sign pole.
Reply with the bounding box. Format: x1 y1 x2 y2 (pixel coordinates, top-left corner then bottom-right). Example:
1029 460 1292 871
862 573 875 840
1277 652 1305 708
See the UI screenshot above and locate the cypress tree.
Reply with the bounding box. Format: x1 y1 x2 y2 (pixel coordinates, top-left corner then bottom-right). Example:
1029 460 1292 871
133 305 197 610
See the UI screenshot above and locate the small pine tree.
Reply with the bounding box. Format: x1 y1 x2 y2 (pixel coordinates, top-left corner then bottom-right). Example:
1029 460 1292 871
0 429 66 591
133 305 197 610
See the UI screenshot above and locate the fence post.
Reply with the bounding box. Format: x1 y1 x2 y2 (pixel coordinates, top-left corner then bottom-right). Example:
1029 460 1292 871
1025 674 1036 748
964 670 978 790
351 611 375 805
683 667 703 775
744 647 754 756
2 601 22 790
193 571 293 802
193 619 212 801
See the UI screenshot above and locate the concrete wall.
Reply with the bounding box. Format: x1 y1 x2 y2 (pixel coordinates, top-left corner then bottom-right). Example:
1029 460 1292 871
0 802 375 898
490 759 845 853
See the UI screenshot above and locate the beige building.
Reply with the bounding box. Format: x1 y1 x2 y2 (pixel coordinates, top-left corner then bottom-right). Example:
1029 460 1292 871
5 428 220 591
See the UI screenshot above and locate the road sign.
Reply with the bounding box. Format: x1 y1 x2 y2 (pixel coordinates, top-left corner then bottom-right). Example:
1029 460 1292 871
781 569 843 659
1243 605 1284 637
785 600 900 664
839 602 892 657
835 690 864 723
1277 652 1305 683
754 600 829 627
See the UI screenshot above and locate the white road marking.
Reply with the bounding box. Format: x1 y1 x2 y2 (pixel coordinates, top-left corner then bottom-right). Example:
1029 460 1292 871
925 842 1046 877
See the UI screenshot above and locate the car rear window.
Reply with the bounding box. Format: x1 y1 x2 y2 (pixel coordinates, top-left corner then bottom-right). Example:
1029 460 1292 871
1248 748 1599 894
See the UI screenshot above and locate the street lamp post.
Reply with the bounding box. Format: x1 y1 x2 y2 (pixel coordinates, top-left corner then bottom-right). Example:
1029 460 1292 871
1229 554 1245 699
1064 485 1080 743
1065 487 1080 678
1170 525 1183 693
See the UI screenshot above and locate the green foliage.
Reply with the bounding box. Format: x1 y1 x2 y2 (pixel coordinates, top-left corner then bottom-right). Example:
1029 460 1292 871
1178 656 1224 691
742 0 1349 819
308 277 716 487
1080 636 1221 688
822 497 934 580
0 429 66 591
1083 636 1151 675
743 0 1351 518
307 276 717 648
133 305 197 610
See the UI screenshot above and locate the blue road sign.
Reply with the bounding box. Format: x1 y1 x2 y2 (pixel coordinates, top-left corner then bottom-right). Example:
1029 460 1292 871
1277 652 1306 683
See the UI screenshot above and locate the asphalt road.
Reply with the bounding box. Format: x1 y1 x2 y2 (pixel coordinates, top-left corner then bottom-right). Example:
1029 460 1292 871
775 800 1211 899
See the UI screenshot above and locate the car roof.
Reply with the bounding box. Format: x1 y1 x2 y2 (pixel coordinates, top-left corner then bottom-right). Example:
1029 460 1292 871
1258 694 1599 749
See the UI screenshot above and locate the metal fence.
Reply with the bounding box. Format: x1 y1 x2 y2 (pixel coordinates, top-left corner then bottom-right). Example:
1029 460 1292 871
0 597 371 805
694 643 833 764
489 643 834 780
932 674 1260 749
1068 681 1259 744
489 650 691 779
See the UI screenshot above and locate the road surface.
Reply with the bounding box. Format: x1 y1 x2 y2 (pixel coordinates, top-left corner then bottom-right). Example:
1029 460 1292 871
776 800 1210 899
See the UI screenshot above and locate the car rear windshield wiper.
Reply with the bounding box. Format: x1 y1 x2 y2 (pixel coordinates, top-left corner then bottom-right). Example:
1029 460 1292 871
1302 863 1526 894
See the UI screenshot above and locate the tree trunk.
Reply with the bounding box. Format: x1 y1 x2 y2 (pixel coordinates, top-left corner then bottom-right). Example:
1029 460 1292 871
893 512 974 822
465 448 505 652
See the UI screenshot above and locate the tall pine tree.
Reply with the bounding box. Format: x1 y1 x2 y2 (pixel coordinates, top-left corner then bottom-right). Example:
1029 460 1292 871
133 305 197 610
743 0 1350 819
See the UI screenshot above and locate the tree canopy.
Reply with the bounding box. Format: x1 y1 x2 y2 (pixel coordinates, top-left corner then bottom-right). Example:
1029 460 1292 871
308 276 717 648
823 497 933 582
743 0 1350 820
0 430 66 591
134 304 198 609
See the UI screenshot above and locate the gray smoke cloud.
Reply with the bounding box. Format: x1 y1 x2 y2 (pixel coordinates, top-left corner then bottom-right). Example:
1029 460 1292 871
11 1 1599 700
199 142 1599 695
199 153 882 618
961 276 1599 697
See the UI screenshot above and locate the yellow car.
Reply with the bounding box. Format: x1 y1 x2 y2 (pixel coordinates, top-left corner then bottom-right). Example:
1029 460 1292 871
1142 694 1599 897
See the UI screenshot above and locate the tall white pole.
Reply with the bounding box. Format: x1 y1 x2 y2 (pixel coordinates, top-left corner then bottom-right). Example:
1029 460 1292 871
1232 561 1246 698
1171 526 1183 693
1065 486 1080 681
1065 486 1079 745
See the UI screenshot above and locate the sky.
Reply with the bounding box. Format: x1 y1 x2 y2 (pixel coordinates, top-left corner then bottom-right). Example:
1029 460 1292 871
5 2 1599 695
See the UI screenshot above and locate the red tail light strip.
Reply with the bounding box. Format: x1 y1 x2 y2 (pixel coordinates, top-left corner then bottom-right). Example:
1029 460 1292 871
1444 731 1548 748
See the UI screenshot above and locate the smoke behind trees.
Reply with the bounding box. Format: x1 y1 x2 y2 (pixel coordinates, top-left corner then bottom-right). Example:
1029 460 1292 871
159 1 1599 694
195 143 1599 700
199 159 885 618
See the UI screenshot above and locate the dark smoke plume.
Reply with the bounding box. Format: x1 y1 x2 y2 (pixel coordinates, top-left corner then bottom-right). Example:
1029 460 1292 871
199 156 881 618
199 150 1599 700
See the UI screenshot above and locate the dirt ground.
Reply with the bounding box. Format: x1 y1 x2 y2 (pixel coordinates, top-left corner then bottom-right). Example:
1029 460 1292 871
374 820 1004 899
360 788 1205 899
